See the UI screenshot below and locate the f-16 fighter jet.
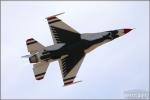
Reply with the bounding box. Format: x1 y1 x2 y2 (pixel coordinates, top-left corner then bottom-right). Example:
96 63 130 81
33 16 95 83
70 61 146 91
24 13 133 86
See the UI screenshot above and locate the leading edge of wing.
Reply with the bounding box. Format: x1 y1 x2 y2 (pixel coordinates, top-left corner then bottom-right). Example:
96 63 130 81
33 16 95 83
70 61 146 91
46 13 80 44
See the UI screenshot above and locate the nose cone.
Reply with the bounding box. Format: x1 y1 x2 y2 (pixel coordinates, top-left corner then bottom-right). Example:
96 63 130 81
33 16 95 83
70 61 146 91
124 28 133 34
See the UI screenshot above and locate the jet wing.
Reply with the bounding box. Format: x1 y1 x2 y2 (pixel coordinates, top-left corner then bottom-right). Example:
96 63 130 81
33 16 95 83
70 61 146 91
59 52 85 86
33 61 50 80
46 13 81 44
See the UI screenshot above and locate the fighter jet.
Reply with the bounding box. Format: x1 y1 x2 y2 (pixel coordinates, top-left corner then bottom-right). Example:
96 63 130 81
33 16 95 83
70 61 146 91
24 13 133 86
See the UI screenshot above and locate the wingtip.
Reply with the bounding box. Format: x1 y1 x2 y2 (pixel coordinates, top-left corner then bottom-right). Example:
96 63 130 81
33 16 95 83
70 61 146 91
63 80 82 87
26 38 34 42
36 77 44 80
46 12 65 19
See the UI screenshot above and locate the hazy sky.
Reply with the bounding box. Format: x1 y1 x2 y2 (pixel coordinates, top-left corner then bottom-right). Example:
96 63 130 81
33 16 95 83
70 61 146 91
1 1 149 99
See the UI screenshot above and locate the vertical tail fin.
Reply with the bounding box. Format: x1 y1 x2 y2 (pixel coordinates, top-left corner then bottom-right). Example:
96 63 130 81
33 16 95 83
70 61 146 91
26 38 45 54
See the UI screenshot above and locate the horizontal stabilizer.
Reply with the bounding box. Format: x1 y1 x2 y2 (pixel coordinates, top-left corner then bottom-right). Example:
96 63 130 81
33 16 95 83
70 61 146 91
26 38 45 54
33 61 50 80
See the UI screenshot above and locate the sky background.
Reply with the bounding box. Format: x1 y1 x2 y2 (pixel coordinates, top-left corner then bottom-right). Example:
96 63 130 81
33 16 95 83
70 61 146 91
1 1 149 99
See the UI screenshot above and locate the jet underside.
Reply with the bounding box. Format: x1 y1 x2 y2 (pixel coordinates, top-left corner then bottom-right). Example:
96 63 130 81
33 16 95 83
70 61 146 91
40 29 125 62
24 12 133 86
